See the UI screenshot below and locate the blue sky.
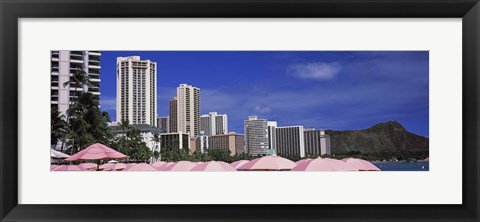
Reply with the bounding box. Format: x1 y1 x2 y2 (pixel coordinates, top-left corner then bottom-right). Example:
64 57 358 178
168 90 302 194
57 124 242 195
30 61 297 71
99 51 429 137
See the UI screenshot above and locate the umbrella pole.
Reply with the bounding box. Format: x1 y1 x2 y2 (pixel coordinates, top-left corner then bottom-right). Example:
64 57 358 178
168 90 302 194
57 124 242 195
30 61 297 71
97 160 100 171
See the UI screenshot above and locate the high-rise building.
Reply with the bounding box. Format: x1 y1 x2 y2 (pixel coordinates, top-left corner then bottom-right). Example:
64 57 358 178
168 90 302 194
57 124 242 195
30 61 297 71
160 132 189 151
176 84 200 138
209 132 245 156
200 112 228 136
51 50 101 116
244 115 269 156
169 97 178 133
157 116 169 132
275 126 305 158
267 121 277 155
304 129 331 156
116 56 157 127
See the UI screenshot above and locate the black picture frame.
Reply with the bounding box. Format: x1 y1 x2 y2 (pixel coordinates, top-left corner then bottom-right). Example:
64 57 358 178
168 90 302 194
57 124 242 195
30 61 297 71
1 0 479 221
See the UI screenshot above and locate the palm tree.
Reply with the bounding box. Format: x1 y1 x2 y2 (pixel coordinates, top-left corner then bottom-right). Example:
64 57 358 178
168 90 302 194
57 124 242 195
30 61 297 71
62 69 92 103
51 106 67 149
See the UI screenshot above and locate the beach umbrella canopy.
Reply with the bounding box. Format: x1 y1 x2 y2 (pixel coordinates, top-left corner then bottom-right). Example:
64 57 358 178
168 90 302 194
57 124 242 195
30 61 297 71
52 165 86 171
50 149 70 159
238 156 296 171
162 161 196 171
150 161 167 170
79 163 98 170
230 160 250 169
125 163 157 171
292 158 358 171
50 165 58 171
100 163 128 171
158 162 176 171
295 159 313 165
423 157 429 162
191 161 236 171
341 158 381 171
65 143 128 161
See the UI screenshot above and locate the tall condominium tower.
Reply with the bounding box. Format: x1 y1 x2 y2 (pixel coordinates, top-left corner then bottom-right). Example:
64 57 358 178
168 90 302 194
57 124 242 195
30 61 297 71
200 112 228 136
169 97 178 133
51 50 101 116
304 129 332 156
275 126 306 158
267 121 277 155
244 115 269 156
176 84 200 138
116 56 157 127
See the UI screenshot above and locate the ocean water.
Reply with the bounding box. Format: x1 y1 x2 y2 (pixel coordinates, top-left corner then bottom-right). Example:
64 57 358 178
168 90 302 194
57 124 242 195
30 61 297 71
373 162 429 171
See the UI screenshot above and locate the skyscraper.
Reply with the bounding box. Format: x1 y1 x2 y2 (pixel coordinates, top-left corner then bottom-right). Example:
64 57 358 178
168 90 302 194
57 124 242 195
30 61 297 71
244 115 269 156
51 50 101 116
275 126 306 158
267 121 277 155
176 84 200 138
116 56 157 127
169 97 177 133
304 129 331 156
200 112 228 136
157 116 169 132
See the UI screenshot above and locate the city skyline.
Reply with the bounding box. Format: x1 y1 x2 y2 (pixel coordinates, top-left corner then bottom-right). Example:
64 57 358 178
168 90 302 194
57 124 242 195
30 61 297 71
99 51 429 137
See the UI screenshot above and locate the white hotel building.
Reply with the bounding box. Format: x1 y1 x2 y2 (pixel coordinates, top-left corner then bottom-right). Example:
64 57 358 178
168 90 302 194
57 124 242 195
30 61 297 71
200 112 228 136
244 115 270 156
176 84 200 138
51 50 101 116
116 56 157 127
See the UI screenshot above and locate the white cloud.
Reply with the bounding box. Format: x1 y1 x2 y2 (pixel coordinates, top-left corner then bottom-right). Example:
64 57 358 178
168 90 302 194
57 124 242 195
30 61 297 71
287 62 341 80
254 105 272 114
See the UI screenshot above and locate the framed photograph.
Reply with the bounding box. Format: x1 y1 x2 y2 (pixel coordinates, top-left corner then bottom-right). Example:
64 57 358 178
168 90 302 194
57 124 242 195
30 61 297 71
1 0 479 221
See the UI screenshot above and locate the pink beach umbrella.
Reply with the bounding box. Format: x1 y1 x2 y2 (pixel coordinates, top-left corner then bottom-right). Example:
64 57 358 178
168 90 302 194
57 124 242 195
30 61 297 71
191 161 236 171
50 165 58 171
125 163 157 171
295 159 313 165
65 143 128 170
158 162 176 171
100 163 127 171
150 161 167 170
66 143 128 161
79 163 98 170
341 158 380 171
162 161 196 171
52 165 86 171
230 160 250 169
291 158 358 171
238 156 296 171
423 157 429 162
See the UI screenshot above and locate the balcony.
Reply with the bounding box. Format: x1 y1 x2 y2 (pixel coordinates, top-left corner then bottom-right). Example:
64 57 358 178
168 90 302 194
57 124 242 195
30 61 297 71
91 91 101 96
90 78 101 83
70 59 84 64
51 57 59 62
51 72 59 76
89 65 101 69
88 51 101 56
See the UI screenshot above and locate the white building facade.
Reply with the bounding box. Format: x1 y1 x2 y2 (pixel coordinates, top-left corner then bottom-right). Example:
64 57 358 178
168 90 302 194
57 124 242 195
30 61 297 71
51 50 101 116
176 84 200 138
244 115 269 156
200 112 228 136
116 56 157 127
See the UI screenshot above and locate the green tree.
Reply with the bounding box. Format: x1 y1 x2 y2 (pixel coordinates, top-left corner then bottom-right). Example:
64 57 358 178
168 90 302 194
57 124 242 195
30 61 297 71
51 106 67 150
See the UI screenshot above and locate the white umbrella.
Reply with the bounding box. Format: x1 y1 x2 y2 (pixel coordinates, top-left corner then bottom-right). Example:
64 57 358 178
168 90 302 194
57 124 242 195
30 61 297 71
50 149 70 159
